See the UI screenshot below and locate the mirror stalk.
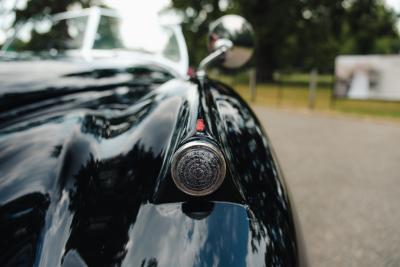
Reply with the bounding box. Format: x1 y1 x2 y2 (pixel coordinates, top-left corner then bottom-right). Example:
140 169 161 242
196 39 233 79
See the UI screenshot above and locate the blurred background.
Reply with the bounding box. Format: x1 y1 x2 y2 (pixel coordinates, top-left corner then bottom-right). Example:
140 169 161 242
2 0 400 118
1 0 400 266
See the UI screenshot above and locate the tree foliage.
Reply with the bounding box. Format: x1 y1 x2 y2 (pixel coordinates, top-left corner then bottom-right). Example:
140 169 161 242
13 0 94 22
3 0 100 52
4 0 400 81
171 0 400 81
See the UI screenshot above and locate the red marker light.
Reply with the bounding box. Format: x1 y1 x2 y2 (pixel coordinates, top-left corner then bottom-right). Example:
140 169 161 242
187 67 195 77
196 119 205 132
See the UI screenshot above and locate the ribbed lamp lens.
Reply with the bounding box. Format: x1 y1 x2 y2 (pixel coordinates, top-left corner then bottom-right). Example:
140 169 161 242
171 141 226 196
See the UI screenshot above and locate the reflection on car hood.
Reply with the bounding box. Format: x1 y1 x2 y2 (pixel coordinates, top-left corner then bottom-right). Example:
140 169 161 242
0 59 176 124
0 58 302 266
0 58 199 266
0 57 178 92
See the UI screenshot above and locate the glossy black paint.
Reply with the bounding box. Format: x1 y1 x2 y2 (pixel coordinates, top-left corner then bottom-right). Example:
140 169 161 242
0 56 306 266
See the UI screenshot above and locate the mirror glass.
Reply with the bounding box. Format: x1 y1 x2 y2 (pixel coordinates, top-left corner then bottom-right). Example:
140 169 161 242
208 15 255 69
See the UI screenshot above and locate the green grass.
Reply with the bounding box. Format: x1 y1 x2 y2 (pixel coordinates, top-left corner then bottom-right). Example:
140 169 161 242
234 83 400 120
209 71 400 120
279 73 334 86
212 71 334 87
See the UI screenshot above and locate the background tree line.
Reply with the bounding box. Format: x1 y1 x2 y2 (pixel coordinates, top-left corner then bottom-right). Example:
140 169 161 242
172 0 400 81
2 0 399 82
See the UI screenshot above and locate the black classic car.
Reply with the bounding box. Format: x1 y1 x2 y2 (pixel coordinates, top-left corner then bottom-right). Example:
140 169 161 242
0 7 307 267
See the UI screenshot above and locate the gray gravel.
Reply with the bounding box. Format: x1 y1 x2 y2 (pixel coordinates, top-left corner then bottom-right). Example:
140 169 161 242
253 106 400 267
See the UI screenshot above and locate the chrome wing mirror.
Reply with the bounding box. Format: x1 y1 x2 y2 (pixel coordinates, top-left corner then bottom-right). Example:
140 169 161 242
197 15 255 77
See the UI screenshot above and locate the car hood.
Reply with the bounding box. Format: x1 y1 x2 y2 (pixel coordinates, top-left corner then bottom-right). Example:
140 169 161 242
0 58 201 266
0 52 183 91
0 59 301 266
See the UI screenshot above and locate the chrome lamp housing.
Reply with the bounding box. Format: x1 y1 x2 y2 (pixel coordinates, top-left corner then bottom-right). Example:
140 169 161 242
171 141 226 196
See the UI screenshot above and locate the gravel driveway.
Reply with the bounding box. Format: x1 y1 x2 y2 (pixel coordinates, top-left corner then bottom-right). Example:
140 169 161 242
253 106 400 267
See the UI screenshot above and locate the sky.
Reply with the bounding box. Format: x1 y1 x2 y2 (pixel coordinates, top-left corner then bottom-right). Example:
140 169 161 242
385 0 400 12
103 0 171 18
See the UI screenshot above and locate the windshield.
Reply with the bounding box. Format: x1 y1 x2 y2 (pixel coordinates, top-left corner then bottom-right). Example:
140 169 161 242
3 7 188 74
6 16 88 52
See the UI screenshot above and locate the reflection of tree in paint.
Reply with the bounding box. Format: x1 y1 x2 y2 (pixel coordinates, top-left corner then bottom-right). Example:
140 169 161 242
140 258 158 267
66 141 162 266
211 81 298 266
0 193 50 266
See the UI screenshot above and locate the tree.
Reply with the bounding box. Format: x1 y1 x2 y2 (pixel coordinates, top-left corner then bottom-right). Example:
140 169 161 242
171 0 400 81
13 0 94 23
171 0 231 66
345 0 400 54
1 0 100 52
